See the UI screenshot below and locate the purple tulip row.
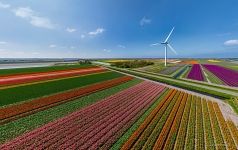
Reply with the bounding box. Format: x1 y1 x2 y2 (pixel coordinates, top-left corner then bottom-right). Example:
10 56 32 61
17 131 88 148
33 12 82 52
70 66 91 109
203 64 238 87
1 81 165 150
187 64 204 81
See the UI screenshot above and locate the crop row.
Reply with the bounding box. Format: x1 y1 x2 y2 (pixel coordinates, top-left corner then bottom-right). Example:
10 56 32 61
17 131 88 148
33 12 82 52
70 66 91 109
202 99 215 150
203 64 238 87
121 91 238 149
0 71 123 106
207 101 226 149
0 67 105 87
159 64 184 75
0 81 165 149
196 97 205 150
173 94 192 149
0 79 142 144
227 120 238 146
144 92 183 150
0 76 133 123
0 64 93 77
185 95 196 149
187 64 204 81
213 103 236 149
121 89 177 149
122 90 181 150
154 93 188 149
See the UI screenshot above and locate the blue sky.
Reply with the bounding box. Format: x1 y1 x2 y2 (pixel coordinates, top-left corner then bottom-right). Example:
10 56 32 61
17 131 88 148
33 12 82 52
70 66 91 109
0 0 238 58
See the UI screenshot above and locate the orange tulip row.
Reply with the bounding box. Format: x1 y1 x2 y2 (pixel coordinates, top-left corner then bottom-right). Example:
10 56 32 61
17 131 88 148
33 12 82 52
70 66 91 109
173 94 192 149
121 89 178 150
142 92 183 150
155 93 188 150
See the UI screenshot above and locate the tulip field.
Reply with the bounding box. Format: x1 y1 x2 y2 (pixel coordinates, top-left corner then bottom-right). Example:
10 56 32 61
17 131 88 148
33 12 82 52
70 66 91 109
187 64 205 81
184 63 238 87
203 64 238 87
0 63 238 149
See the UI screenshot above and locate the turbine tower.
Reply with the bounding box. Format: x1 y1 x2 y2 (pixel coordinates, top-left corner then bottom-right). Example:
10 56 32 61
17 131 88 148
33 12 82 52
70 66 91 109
161 27 177 66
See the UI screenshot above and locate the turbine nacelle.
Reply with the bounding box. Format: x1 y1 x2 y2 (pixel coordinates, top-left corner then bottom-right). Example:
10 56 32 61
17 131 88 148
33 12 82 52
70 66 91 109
161 42 168 45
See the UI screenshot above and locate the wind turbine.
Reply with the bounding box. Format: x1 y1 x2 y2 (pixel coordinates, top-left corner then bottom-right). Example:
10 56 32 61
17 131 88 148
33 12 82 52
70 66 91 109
161 27 177 66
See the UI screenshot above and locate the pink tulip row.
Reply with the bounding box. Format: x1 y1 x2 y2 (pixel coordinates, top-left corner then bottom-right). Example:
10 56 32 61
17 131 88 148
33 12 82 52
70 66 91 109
1 81 165 150
72 85 163 150
1 81 152 149
30 82 153 149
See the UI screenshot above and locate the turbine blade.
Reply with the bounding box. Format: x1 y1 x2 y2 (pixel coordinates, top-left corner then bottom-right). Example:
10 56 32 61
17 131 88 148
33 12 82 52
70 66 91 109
164 27 175 42
168 44 177 55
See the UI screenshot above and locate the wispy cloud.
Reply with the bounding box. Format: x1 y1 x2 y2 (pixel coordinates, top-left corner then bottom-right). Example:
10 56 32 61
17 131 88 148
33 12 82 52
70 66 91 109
150 43 159 47
49 44 57 48
0 41 7 45
0 2 10 9
88 28 105 36
140 17 151 26
117 45 126 48
224 40 238 46
103 49 111 53
81 34 85 39
66 27 77 33
14 7 56 29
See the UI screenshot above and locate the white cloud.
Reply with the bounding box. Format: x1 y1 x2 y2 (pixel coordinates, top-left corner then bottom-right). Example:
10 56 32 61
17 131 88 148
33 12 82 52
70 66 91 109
150 43 159 47
224 40 238 46
103 49 111 53
49 44 57 48
0 41 7 45
0 2 10 9
118 45 126 48
140 17 151 26
66 27 77 33
81 34 85 39
14 7 56 29
88 28 105 36
70 46 75 49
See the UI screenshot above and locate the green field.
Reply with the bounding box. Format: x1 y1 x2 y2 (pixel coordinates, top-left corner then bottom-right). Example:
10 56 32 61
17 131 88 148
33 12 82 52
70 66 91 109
0 71 123 107
0 64 93 76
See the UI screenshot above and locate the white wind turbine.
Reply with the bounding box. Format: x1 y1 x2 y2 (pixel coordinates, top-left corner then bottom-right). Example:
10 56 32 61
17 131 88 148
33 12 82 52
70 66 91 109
161 27 177 66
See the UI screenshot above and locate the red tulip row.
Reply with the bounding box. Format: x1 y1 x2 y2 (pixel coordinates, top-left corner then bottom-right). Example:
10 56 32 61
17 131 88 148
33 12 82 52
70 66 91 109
195 97 205 150
202 99 215 150
173 94 192 149
213 103 237 149
0 67 106 87
162 93 188 149
0 81 165 149
153 92 187 149
0 76 133 123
